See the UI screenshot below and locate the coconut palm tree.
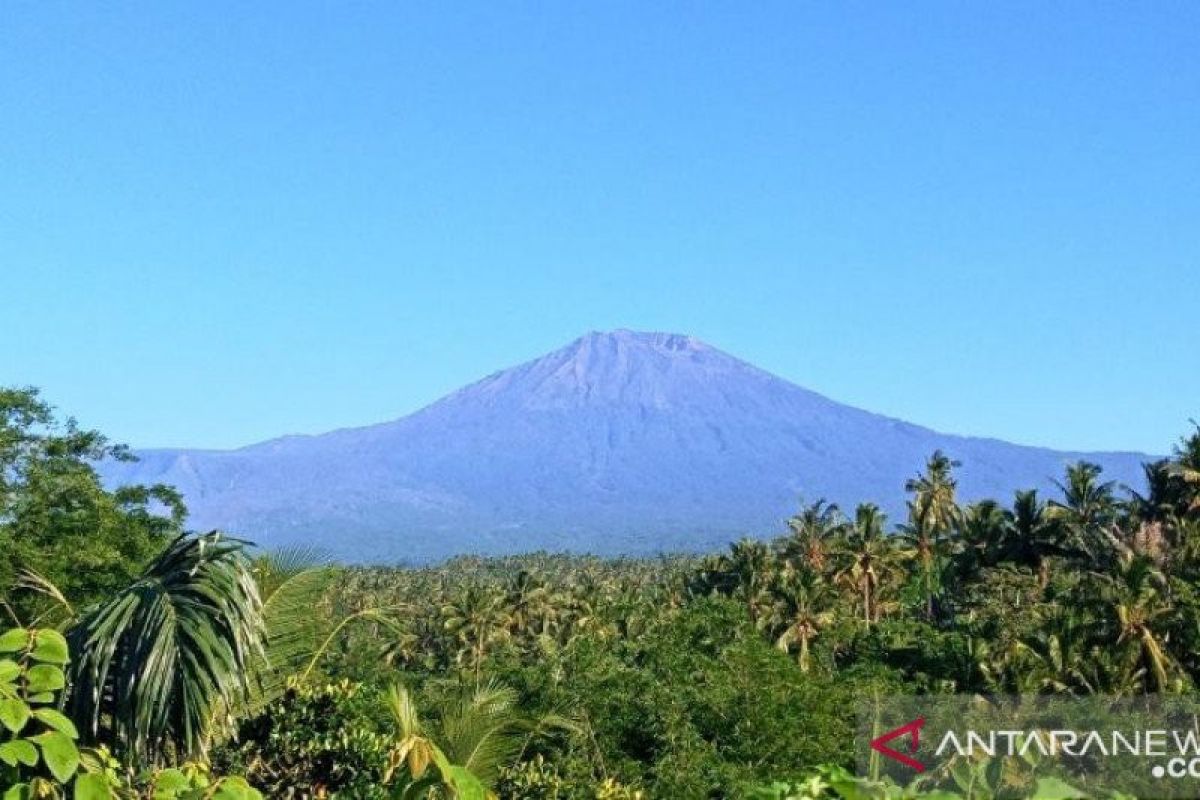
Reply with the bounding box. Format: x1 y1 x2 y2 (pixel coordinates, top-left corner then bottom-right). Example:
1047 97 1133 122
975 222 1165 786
901 452 962 619
1008 490 1070 588
383 682 491 799
955 500 1012 579
835 504 897 625
1167 423 1200 514
767 569 835 672
242 547 340 715
442 586 507 682
778 499 847 574
1048 461 1118 564
728 537 774 622
1100 556 1181 693
502 570 554 638
1013 608 1104 695
905 451 962 538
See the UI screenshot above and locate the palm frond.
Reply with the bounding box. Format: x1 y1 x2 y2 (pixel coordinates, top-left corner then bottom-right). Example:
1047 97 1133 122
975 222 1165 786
66 531 265 766
14 567 75 627
246 554 340 712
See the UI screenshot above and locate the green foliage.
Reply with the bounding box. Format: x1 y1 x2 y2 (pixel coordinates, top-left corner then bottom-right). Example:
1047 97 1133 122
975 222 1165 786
0 626 259 800
66 532 266 766
745 763 1091 800
216 679 390 798
0 387 186 624
8 390 1200 797
0 627 84 793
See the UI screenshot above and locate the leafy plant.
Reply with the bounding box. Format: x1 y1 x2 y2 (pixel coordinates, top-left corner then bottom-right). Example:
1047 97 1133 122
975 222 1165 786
0 626 260 800
66 532 265 766
0 626 90 796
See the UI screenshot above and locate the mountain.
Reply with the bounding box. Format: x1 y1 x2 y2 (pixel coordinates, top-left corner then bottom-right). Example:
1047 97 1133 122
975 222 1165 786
99 330 1152 562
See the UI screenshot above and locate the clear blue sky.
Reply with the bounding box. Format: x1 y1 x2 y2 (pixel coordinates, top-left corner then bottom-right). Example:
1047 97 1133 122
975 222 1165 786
2 2 1196 453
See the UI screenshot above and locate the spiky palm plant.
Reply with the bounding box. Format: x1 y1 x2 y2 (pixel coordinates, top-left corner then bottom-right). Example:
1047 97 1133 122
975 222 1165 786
66 531 265 766
384 680 577 799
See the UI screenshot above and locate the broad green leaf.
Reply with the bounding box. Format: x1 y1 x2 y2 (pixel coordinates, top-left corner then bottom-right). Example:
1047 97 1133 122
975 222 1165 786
0 629 27 654
2 783 31 800
0 739 38 767
0 659 20 683
0 697 31 733
30 630 69 665
151 767 191 796
74 773 116 800
1030 776 1087 799
25 664 65 694
33 730 80 783
32 707 78 738
25 692 55 704
210 777 262 800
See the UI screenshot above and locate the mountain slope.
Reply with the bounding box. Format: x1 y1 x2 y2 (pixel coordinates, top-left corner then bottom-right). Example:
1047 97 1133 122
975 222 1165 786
100 330 1152 561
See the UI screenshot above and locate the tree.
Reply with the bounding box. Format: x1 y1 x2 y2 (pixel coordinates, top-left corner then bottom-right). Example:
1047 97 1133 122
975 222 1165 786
385 680 575 797
835 504 897 625
728 538 773 622
1166 423 1200 516
442 586 508 682
955 500 1011 580
1008 490 1069 588
778 499 846 574
502 569 555 639
66 532 266 766
902 452 962 619
1048 461 1118 564
767 569 835 672
1101 556 1181 693
905 451 962 538
0 387 185 623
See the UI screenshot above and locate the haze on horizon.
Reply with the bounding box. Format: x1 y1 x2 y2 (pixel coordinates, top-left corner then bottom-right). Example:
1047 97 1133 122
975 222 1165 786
2 4 1197 454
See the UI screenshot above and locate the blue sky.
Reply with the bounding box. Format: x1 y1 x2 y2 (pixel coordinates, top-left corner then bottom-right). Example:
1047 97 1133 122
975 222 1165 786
2 2 1196 453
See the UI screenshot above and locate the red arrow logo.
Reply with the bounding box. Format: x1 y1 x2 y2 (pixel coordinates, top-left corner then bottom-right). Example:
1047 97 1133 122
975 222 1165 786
870 717 926 772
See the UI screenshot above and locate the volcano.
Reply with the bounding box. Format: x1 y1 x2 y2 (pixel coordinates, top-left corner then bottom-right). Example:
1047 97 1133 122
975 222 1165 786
100 330 1151 561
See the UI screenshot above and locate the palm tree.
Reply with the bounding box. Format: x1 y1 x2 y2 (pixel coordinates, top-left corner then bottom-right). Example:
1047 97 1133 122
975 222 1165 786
384 680 577 797
1013 608 1104 695
66 532 265 766
242 547 340 715
1102 556 1180 693
902 452 962 618
956 500 1011 579
905 451 962 538
835 504 897 625
767 569 835 672
1048 462 1118 564
1163 424 1200 516
502 570 554 638
897 508 942 621
1008 489 1069 588
778 499 846 574
728 537 773 622
442 586 507 682
384 682 491 799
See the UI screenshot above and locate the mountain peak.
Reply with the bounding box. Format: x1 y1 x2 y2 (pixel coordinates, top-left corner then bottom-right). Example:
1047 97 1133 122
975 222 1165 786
571 329 710 355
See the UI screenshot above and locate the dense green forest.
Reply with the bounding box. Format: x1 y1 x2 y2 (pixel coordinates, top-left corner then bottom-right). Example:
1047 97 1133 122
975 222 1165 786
3 386 1199 799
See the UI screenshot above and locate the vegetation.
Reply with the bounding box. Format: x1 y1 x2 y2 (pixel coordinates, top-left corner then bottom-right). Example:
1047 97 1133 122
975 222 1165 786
2 387 1199 797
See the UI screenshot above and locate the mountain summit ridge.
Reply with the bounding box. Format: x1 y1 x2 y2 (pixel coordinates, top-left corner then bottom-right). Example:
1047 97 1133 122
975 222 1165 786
100 330 1152 561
